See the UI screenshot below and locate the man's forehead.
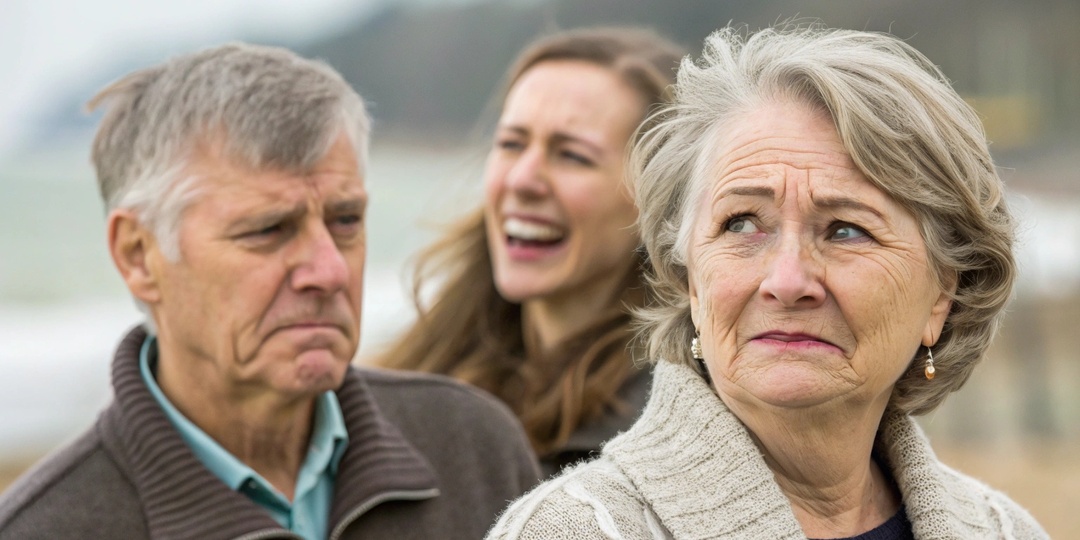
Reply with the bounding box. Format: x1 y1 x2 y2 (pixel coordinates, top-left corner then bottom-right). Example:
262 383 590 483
182 158 363 217
186 130 361 176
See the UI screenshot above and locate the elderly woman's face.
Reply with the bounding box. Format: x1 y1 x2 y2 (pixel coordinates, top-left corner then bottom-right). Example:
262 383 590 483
483 60 644 305
687 100 952 412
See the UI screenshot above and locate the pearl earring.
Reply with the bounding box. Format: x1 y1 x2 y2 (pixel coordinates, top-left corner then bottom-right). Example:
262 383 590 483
691 337 703 360
924 347 936 380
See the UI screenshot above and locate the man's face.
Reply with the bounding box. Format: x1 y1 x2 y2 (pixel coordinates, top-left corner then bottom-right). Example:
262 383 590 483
145 134 366 399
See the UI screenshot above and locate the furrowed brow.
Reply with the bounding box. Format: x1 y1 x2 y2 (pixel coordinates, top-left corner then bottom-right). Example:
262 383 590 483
717 185 777 200
326 197 367 215
813 195 886 221
551 132 605 156
228 202 305 232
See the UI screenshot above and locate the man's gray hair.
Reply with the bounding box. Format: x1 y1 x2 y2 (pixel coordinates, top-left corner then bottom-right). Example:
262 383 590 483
88 42 370 260
631 24 1016 416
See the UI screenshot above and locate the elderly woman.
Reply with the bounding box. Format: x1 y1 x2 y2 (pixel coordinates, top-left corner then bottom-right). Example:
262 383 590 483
487 25 1049 539
376 28 684 477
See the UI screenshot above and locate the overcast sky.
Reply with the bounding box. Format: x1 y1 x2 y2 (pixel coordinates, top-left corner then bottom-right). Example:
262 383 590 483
0 0 404 155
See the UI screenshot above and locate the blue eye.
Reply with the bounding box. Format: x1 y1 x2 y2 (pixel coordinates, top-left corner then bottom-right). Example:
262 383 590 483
725 216 759 234
831 223 869 241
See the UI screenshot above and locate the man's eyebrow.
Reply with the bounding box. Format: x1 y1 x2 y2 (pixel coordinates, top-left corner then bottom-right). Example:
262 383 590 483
228 202 306 231
326 196 367 215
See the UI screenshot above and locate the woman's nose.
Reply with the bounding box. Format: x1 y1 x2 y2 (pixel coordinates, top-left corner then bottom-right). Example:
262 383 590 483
504 147 551 198
759 235 826 308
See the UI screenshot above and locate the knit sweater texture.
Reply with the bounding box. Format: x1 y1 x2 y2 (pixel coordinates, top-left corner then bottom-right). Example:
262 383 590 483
487 360 1049 540
0 326 540 540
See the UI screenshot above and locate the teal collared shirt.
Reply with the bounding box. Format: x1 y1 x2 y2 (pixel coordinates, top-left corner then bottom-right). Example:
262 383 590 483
139 336 349 540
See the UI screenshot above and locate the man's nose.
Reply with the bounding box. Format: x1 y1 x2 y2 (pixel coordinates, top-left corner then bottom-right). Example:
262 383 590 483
758 234 826 308
290 224 350 294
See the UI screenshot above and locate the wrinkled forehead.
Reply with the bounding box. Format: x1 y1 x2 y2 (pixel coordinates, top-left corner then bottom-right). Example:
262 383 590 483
177 131 364 206
692 103 842 197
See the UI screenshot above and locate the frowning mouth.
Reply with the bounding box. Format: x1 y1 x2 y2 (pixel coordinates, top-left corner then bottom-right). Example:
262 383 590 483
270 320 348 337
282 322 339 329
752 331 840 350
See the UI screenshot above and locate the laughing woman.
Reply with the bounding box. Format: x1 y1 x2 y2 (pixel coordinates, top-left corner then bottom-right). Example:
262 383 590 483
374 28 684 477
487 24 1049 539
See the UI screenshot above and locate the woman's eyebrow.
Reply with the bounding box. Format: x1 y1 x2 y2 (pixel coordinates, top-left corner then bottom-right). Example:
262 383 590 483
717 185 776 199
715 186 888 222
812 195 886 221
551 132 605 155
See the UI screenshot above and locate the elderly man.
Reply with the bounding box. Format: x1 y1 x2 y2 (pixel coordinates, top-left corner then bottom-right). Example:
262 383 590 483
0 43 539 539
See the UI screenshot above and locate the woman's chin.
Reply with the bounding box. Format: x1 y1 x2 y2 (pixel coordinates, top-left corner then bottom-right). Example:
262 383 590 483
720 364 858 410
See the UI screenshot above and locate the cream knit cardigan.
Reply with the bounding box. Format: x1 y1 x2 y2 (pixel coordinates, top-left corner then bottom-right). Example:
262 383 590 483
487 360 1048 539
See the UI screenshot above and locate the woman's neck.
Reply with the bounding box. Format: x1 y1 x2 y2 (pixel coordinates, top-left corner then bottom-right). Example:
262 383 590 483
724 395 901 538
521 269 633 355
523 299 595 355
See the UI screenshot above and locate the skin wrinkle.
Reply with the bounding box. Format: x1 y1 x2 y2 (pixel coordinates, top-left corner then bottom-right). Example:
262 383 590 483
135 133 367 499
185 165 362 375
686 100 952 537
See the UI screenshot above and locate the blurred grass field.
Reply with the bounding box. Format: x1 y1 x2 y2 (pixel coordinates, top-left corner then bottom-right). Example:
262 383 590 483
2 442 1076 537
933 440 1079 538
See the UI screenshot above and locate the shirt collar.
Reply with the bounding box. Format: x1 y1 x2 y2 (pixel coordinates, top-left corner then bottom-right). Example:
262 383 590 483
138 335 349 491
103 326 439 539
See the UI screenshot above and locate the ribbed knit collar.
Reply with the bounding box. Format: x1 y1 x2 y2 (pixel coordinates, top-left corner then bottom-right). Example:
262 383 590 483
98 326 439 540
604 360 1004 539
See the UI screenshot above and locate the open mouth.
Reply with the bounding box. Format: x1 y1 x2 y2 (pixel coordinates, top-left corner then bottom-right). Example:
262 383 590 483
504 217 566 248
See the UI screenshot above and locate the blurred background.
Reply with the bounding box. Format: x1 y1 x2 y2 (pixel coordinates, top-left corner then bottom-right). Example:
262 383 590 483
1 0 1077 535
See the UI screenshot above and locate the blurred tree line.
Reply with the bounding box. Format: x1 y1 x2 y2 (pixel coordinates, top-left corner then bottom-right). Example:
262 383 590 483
305 0 1080 161
301 0 1080 443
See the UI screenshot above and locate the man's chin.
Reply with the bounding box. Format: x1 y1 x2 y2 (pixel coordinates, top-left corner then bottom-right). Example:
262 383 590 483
288 349 350 392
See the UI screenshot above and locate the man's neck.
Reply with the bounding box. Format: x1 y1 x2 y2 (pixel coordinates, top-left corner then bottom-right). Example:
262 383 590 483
156 352 316 501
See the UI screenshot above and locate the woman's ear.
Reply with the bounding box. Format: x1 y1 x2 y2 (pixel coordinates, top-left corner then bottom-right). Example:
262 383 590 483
688 270 701 330
923 270 958 347
107 210 162 304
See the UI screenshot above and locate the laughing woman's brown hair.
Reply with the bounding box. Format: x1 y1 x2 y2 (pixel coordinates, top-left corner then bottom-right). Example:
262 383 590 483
374 27 684 476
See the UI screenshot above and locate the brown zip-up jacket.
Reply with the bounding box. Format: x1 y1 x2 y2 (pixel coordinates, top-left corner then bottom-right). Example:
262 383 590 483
0 327 540 539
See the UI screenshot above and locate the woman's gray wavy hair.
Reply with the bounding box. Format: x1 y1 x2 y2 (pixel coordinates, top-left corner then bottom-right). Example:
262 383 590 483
88 42 370 261
631 24 1016 415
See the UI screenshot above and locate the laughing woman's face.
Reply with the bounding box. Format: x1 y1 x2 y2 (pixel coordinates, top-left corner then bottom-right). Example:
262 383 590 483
483 60 645 307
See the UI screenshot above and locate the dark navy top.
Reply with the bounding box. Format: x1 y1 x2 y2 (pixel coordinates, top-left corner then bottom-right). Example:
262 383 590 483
810 505 913 540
